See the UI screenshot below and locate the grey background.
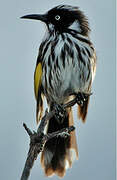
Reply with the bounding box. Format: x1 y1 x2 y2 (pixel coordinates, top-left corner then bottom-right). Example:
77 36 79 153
0 0 116 180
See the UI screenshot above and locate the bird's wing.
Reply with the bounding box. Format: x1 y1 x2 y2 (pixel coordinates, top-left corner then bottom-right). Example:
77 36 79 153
34 62 44 124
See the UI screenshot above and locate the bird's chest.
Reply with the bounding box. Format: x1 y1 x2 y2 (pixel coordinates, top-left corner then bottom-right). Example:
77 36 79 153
41 37 92 103
42 58 77 103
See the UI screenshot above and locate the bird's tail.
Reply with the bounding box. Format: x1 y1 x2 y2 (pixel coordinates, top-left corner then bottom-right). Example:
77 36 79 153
41 108 78 177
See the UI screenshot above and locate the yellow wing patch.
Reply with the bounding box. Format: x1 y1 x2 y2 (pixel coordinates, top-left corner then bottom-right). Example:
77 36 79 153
34 62 42 99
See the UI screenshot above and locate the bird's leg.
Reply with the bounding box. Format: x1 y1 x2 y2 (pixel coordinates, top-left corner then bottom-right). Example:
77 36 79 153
53 104 67 124
75 92 92 106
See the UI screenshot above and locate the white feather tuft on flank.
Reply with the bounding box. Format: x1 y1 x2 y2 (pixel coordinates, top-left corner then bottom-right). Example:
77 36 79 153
70 148 78 162
65 148 78 170
91 52 97 82
65 160 70 169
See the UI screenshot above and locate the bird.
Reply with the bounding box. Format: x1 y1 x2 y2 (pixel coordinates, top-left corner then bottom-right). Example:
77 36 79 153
21 5 96 177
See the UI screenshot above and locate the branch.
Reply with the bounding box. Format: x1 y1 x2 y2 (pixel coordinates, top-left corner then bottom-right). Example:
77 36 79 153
20 93 92 180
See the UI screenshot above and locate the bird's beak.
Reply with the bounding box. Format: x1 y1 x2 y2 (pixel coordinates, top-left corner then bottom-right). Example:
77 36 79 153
20 14 47 23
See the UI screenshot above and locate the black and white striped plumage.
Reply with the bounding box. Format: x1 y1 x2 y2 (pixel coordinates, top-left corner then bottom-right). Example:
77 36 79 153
22 5 96 177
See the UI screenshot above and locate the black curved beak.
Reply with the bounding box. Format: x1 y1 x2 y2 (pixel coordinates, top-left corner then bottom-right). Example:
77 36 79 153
20 14 47 23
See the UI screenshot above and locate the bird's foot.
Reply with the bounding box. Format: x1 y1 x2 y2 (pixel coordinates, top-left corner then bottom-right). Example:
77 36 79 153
58 131 70 138
54 104 67 124
76 92 92 106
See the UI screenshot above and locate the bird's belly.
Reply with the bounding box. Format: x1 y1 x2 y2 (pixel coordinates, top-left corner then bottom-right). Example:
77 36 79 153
42 61 92 104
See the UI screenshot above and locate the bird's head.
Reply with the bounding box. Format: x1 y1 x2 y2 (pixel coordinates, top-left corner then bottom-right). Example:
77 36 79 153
21 5 90 36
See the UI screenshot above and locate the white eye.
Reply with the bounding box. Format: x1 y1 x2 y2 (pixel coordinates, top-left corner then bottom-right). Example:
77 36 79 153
55 15 60 21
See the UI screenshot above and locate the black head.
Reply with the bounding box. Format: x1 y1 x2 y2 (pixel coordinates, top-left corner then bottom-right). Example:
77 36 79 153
21 5 90 36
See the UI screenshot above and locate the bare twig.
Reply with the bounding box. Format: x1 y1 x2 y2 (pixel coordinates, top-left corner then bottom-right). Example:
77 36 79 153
21 125 75 180
20 93 92 180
